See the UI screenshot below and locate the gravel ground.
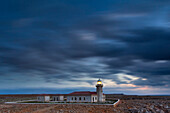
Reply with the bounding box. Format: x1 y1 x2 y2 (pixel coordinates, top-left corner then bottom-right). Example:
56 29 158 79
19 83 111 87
0 99 170 113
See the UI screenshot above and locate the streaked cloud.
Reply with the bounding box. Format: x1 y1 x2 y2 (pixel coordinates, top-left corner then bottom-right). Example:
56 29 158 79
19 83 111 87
0 0 170 94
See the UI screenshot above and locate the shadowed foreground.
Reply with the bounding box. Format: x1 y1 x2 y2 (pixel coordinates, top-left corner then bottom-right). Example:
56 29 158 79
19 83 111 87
0 99 170 113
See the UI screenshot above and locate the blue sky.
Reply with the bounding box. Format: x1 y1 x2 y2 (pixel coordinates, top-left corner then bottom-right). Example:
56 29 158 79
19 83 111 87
0 0 170 95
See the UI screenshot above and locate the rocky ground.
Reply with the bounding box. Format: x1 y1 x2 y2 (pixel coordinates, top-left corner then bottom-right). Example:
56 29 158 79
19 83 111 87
116 99 170 113
0 96 36 104
0 99 169 113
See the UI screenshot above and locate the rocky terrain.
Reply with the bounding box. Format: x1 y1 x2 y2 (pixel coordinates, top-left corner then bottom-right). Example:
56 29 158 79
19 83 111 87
0 95 170 113
0 95 37 104
0 99 169 113
116 99 170 113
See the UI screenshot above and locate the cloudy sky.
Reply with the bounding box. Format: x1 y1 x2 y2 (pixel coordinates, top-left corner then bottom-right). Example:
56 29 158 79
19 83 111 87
0 0 170 95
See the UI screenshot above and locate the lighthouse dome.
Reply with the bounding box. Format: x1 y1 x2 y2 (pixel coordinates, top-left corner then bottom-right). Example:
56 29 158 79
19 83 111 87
97 79 102 84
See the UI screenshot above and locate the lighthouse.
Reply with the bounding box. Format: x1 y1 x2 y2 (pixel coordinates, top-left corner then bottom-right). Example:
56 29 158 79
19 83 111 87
96 79 103 103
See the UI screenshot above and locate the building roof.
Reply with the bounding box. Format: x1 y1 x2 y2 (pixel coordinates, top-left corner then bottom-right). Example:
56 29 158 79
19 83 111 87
70 91 97 95
97 79 101 82
67 91 97 96
37 94 66 96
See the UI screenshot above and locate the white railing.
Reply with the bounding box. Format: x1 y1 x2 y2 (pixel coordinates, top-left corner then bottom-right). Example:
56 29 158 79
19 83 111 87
113 99 120 107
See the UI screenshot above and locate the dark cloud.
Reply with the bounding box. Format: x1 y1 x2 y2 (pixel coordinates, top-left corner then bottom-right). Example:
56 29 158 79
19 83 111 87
0 0 170 94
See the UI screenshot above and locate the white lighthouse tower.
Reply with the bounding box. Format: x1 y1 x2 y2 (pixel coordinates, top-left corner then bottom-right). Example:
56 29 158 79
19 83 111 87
96 79 103 103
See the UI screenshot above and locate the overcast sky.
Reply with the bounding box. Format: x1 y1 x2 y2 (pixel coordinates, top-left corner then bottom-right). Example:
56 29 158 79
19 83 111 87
0 0 170 95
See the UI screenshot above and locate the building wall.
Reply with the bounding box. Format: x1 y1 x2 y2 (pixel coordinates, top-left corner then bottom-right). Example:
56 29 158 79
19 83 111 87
102 95 106 102
37 96 50 102
59 96 64 101
52 96 59 101
52 96 64 101
37 96 44 101
91 95 97 102
45 96 50 102
67 96 91 102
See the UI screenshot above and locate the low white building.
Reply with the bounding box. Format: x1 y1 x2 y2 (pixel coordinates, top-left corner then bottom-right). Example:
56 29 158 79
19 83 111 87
37 94 65 102
52 95 64 101
37 79 105 103
66 91 98 103
37 95 50 102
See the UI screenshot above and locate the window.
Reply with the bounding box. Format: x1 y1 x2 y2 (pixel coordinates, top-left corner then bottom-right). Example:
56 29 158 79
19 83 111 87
75 97 77 100
79 97 81 100
84 97 86 100
72 97 73 100
95 97 97 100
